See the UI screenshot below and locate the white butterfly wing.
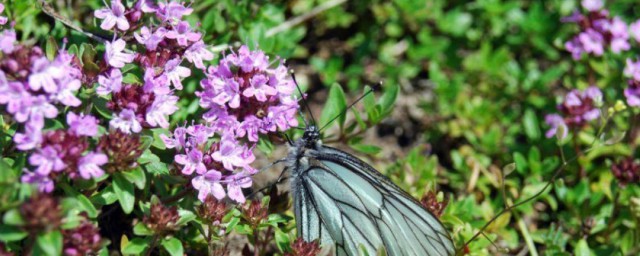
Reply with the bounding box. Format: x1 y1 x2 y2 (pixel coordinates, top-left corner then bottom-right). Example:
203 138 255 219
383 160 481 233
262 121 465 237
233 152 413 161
291 146 455 256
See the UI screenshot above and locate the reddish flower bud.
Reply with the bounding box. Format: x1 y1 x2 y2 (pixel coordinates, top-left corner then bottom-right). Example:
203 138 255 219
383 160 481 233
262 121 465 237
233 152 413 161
285 238 321 256
420 191 448 218
143 202 180 234
20 194 62 234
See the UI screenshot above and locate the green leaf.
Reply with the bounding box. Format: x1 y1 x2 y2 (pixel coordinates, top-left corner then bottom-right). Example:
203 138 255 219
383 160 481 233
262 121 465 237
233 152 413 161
274 228 290 253
350 144 382 155
0 225 28 242
45 36 58 61
113 174 135 214
176 209 196 226
36 230 62 256
145 162 169 175
161 237 184 256
132 222 153 236
138 149 160 164
93 97 112 119
122 167 146 189
378 83 398 115
122 237 151 255
575 239 592 256
91 185 118 205
76 194 99 218
3 209 24 225
320 83 347 130
523 109 541 140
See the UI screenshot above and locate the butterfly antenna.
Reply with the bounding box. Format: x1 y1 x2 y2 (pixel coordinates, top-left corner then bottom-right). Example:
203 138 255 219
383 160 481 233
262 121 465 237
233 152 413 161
319 81 382 132
290 70 315 127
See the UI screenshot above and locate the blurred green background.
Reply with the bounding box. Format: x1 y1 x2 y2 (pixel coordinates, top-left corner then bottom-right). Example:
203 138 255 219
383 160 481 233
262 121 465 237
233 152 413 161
6 0 640 254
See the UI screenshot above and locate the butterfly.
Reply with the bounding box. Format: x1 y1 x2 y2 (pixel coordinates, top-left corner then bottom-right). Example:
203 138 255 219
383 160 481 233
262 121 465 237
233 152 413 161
282 92 456 255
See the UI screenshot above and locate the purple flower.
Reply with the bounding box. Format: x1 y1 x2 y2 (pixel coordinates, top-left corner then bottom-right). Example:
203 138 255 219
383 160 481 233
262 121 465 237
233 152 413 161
579 29 604 56
625 81 640 107
29 146 66 176
143 68 171 95
186 124 215 145
105 39 135 68
545 114 568 140
164 58 190 90
110 109 142 133
67 112 99 137
145 94 178 128
565 37 584 60
625 58 640 81
184 41 214 69
210 77 241 108
233 46 269 72
77 152 108 179
0 71 28 114
14 95 58 129
21 171 54 193
29 57 64 93
160 126 187 149
0 29 16 54
609 17 630 53
165 21 201 46
175 148 207 175
582 0 603 11
236 116 262 142
14 124 42 151
137 0 158 13
630 20 640 43
134 27 166 51
94 0 130 31
243 74 277 101
227 176 252 203
51 78 82 107
192 170 225 201
211 135 254 171
97 69 123 95
552 86 602 129
0 4 8 25
156 1 193 23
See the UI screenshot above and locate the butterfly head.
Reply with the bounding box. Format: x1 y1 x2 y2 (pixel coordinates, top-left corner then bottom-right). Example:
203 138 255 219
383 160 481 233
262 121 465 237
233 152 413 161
302 125 320 147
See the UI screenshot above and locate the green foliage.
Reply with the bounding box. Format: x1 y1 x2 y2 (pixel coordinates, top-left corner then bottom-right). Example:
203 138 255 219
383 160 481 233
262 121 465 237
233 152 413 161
3 0 640 255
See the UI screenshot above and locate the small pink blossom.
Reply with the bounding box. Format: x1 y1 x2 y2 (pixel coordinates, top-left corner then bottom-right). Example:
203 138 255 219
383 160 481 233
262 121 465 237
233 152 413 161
0 4 7 25
165 21 201 46
14 124 42 151
582 0 603 11
29 146 66 176
77 153 108 179
94 0 130 31
110 109 142 133
134 27 166 51
97 69 123 95
184 41 214 69
14 95 58 129
164 58 191 90
227 176 252 203
105 39 135 68
29 57 64 93
145 94 179 128
0 29 16 53
67 112 99 137
211 135 254 171
243 74 277 101
192 170 225 201
175 148 207 175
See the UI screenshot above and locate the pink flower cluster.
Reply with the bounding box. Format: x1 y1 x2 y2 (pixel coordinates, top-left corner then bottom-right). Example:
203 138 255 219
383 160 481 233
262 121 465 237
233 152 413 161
545 87 602 140
624 59 640 107
94 0 213 134
0 35 82 135
162 46 299 203
161 125 256 203
21 112 106 193
562 0 640 59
